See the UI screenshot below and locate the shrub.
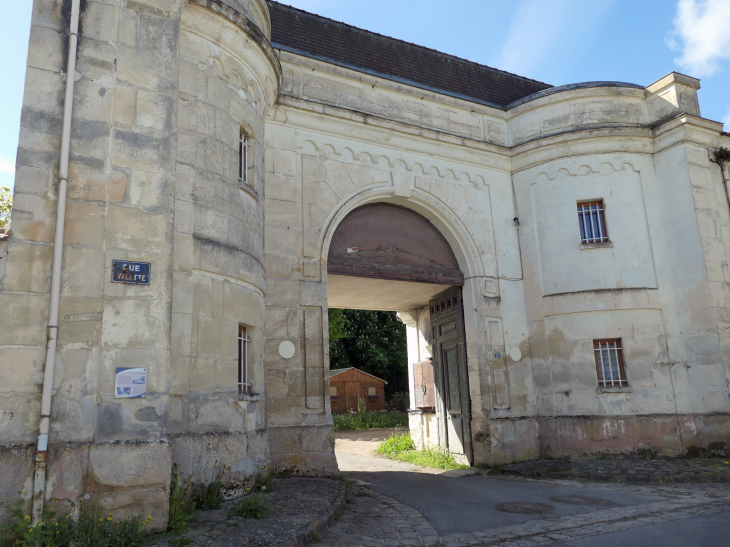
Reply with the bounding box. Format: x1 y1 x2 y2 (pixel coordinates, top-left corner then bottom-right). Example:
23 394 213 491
377 432 468 471
0 494 149 547
333 410 408 431
229 494 270 519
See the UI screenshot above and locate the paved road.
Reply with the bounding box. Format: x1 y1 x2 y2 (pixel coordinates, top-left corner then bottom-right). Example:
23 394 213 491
320 428 730 546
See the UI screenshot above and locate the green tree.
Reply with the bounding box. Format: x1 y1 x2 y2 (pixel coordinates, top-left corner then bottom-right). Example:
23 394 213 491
329 309 408 397
0 187 11 230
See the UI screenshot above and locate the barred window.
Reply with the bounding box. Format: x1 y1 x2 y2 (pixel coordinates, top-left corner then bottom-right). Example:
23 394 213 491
238 325 251 393
593 339 628 387
239 131 249 184
578 200 609 243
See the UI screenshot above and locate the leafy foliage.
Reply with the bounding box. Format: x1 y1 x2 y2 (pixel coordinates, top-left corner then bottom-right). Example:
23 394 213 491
229 494 270 519
333 410 408 431
0 187 11 230
714 147 730 166
377 433 468 471
0 494 149 547
329 309 408 396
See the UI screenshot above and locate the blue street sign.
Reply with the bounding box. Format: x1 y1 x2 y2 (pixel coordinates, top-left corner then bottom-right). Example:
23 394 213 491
111 260 151 285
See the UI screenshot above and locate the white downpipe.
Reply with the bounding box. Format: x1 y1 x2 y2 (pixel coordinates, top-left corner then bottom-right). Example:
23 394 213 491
32 0 81 524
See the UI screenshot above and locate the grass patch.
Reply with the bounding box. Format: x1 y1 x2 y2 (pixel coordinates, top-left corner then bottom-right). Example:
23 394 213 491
194 480 224 510
229 494 271 519
168 467 197 535
333 411 408 431
0 495 149 547
169 538 192 547
376 433 468 471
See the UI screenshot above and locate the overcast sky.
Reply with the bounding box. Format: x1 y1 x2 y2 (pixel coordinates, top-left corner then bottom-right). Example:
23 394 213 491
1 0 729 190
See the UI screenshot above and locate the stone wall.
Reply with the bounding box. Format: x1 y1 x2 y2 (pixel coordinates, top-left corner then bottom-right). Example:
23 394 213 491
0 0 278 527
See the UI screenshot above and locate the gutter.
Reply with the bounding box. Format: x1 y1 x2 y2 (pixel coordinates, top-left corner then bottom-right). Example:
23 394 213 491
32 0 80 523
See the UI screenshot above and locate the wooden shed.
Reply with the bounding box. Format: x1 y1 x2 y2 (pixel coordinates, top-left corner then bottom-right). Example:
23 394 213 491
329 368 387 413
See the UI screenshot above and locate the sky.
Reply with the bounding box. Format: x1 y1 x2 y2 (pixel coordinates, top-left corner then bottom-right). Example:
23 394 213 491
1 0 729 190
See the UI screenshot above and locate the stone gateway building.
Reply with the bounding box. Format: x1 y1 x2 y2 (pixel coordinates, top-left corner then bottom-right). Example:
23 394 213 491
2 0 730 527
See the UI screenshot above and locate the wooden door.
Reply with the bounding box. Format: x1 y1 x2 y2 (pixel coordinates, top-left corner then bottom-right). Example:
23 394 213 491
344 381 359 412
430 287 472 464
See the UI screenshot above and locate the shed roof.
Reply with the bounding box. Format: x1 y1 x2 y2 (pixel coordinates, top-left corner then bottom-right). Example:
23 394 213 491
329 367 388 384
268 1 552 109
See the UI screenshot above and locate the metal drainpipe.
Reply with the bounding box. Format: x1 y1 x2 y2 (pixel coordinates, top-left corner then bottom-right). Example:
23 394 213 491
32 0 81 524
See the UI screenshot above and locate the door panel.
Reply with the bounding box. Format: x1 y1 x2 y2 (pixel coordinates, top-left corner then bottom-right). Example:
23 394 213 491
430 287 472 464
345 381 358 412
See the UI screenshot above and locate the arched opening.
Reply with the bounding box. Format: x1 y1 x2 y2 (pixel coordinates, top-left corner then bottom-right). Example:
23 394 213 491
326 202 473 465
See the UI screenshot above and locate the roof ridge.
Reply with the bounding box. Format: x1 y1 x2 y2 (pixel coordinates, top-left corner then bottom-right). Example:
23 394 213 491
267 1 550 88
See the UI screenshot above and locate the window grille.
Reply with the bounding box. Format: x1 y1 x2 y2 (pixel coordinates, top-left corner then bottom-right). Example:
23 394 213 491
367 386 377 396
239 132 248 185
593 339 628 387
577 201 608 243
238 325 251 393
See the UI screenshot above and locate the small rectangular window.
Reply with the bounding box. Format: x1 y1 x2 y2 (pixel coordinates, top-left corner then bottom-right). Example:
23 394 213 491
238 325 250 393
578 200 608 243
239 131 248 185
367 386 378 399
330 386 338 398
593 339 628 387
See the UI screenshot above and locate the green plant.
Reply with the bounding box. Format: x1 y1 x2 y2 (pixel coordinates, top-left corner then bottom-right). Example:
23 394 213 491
194 480 224 510
0 493 149 547
0 187 11 230
275 470 291 479
377 432 416 457
376 433 468 471
253 472 277 494
229 494 271 519
168 465 197 535
355 490 370 497
333 410 408 431
714 147 730 166
169 538 193 547
311 530 322 542
357 396 367 416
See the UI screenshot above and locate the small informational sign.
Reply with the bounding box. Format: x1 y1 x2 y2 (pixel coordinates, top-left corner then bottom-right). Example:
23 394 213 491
115 367 147 398
111 260 150 285
494 353 501 359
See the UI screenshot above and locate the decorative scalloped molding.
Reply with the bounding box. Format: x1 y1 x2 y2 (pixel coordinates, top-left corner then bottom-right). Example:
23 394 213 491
535 160 639 182
204 55 264 109
299 139 486 187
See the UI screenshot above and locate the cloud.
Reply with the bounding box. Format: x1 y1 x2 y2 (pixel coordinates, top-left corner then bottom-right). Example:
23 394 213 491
496 0 616 78
0 157 15 175
670 0 730 77
723 106 730 130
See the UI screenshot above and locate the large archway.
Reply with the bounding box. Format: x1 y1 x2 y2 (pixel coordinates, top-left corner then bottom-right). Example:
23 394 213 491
324 200 475 464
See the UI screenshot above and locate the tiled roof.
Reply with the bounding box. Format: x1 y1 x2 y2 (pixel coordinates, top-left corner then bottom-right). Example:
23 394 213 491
268 1 552 108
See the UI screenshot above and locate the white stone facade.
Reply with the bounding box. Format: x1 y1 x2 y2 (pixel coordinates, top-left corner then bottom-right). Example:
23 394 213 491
1 0 730 524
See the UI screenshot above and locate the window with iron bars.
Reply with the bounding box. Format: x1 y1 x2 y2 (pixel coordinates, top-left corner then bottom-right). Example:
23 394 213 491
577 200 609 243
593 339 628 387
238 325 251 393
239 131 249 185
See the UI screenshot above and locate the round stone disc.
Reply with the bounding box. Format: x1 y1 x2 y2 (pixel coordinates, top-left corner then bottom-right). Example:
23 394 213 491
549 495 607 505
278 340 296 359
495 502 555 514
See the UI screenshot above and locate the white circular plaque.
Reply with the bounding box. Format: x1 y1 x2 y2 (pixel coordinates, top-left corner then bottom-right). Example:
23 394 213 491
509 346 522 362
278 340 296 359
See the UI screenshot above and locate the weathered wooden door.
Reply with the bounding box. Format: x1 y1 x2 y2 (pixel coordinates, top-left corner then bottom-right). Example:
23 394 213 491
344 381 359 412
430 287 472 464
